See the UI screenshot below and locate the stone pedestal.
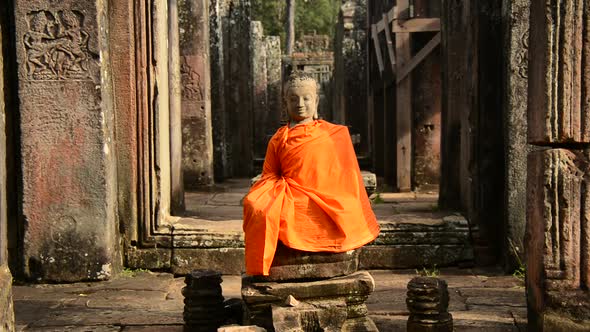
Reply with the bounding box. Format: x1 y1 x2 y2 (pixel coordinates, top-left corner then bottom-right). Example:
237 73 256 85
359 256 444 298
242 271 378 332
406 277 453 332
182 270 225 331
251 242 360 282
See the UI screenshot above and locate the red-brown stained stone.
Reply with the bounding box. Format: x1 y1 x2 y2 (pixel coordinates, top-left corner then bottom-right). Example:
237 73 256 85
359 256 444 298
526 149 590 330
14 0 119 282
528 0 587 144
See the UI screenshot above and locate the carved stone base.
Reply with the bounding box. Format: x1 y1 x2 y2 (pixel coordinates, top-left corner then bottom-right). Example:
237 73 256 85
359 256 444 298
242 271 378 332
252 242 360 282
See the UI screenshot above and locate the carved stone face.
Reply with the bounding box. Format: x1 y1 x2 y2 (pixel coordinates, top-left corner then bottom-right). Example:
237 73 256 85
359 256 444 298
285 79 319 126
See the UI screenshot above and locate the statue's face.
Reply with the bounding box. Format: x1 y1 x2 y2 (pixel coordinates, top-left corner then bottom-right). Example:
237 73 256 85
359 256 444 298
285 80 319 124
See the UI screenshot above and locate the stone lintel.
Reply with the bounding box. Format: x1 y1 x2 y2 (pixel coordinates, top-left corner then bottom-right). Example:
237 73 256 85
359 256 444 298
15 0 119 281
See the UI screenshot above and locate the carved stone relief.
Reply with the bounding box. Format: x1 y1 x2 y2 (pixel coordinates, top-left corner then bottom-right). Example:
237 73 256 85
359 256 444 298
516 30 529 78
23 10 93 80
180 56 203 101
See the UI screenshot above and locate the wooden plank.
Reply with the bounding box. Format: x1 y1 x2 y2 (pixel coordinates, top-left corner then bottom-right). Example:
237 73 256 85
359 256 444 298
396 32 441 83
393 18 440 33
371 24 385 73
395 0 412 192
383 13 396 70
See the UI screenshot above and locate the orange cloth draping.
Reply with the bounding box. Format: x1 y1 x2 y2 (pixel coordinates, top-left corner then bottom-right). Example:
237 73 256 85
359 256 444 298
243 120 380 276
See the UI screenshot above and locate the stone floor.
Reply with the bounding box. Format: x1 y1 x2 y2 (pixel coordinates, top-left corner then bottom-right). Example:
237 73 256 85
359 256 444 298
12 267 526 331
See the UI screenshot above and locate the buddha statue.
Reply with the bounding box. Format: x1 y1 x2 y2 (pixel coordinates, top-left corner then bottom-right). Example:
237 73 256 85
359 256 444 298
242 72 380 277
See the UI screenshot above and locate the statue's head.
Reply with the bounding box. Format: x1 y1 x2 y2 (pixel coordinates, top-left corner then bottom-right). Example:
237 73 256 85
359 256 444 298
284 71 320 125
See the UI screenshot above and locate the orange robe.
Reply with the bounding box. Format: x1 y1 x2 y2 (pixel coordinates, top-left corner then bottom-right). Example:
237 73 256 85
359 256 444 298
243 120 380 276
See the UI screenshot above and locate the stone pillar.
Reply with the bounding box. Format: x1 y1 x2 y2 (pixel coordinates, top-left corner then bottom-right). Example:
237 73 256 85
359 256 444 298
526 0 590 329
179 0 214 188
502 0 529 270
334 0 369 158
210 0 231 181
250 21 268 162
228 0 253 177
265 36 282 129
15 0 119 281
0 11 15 330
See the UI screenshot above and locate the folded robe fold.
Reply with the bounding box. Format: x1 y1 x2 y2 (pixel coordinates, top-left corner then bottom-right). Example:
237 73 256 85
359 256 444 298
243 120 380 276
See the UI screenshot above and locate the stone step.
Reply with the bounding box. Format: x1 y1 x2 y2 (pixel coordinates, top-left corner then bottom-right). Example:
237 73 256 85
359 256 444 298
134 184 475 275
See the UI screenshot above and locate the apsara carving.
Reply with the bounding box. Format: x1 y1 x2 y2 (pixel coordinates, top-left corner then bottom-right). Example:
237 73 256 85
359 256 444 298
24 10 93 80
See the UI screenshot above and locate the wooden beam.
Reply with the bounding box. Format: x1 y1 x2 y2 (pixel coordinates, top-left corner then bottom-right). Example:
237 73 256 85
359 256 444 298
396 32 441 83
376 19 386 33
395 0 412 191
376 6 398 33
371 24 385 73
393 18 441 33
383 13 396 70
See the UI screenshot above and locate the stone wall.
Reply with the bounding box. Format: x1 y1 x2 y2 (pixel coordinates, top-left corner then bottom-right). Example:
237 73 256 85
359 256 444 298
526 0 590 329
14 0 120 282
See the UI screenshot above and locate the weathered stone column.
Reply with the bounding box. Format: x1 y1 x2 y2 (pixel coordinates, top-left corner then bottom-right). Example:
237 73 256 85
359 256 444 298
502 0 530 269
250 21 268 162
265 35 282 129
210 0 231 181
333 0 368 156
227 0 253 177
15 0 119 281
0 13 15 330
527 0 590 329
179 0 214 188
502 0 529 269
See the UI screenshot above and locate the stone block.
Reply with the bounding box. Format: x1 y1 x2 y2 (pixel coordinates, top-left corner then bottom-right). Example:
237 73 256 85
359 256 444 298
15 0 119 282
254 243 360 282
171 248 245 275
526 149 590 330
271 300 348 332
528 0 590 144
242 271 375 306
242 271 376 332
359 245 474 270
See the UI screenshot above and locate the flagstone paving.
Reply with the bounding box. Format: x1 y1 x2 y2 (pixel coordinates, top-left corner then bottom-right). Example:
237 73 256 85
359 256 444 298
12 267 526 331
